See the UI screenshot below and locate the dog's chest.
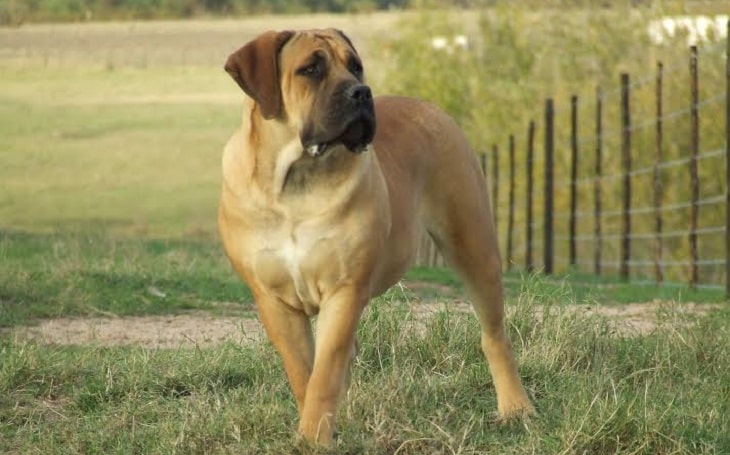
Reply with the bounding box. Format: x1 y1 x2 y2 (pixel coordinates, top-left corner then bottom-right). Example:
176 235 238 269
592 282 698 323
252 221 344 315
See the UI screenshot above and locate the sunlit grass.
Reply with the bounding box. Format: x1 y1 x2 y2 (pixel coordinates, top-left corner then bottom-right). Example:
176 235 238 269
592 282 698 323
0 64 237 236
2 276 728 454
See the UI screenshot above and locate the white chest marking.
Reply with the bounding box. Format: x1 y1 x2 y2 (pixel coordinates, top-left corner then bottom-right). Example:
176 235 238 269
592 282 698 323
281 236 307 297
255 224 336 313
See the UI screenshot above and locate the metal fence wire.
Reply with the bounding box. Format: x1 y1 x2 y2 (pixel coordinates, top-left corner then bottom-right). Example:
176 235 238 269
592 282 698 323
416 20 730 295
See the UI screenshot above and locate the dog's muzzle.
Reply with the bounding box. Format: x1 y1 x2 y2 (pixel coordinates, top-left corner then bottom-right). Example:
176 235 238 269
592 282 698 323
303 83 376 157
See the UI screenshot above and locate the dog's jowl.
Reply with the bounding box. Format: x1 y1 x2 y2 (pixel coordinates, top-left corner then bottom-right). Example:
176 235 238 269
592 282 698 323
218 28 534 447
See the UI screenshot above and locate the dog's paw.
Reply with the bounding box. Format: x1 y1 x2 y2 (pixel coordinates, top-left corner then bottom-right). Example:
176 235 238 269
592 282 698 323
498 393 536 422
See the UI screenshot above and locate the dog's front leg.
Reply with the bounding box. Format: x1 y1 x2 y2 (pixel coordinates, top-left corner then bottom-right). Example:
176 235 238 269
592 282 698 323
298 286 365 447
256 294 315 414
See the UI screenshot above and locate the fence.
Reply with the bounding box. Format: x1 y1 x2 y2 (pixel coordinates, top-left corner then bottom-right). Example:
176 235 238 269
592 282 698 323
416 20 730 295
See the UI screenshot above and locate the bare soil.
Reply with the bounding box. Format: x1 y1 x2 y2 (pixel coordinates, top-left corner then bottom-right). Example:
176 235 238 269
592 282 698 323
8 296 720 349
10 312 265 349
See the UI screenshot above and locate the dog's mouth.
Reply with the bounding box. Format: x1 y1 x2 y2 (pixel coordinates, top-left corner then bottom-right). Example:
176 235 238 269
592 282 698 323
304 110 376 157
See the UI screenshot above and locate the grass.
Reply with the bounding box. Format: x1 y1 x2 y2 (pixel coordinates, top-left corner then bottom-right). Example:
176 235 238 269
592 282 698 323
2 229 724 329
406 265 728 305
0 65 234 236
1 228 728 452
2 279 729 454
0 230 252 327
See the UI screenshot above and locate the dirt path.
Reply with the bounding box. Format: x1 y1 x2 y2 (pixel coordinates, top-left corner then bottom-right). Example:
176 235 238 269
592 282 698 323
10 312 265 349
8 299 720 349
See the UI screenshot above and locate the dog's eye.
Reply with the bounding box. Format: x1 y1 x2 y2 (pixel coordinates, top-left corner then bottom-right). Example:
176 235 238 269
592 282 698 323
298 62 322 79
348 59 363 78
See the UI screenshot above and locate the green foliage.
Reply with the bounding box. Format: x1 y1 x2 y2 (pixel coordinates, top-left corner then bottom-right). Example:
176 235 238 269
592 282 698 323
378 7 652 148
3 0 707 25
0 1 30 26
0 0 409 24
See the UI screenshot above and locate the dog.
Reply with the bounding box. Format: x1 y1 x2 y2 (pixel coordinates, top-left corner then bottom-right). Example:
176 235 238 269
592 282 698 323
218 28 534 447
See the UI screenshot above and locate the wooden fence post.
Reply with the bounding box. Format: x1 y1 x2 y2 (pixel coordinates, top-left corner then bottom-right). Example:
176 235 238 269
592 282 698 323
689 45 700 289
526 120 535 272
507 134 516 271
654 61 665 285
569 94 579 268
544 98 555 275
594 87 603 276
620 73 632 281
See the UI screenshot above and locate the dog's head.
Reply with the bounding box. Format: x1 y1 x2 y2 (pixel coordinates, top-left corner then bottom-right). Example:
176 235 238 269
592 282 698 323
225 29 376 156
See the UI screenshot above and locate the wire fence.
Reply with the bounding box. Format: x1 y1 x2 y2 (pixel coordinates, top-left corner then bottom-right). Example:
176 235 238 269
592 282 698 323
416 20 730 295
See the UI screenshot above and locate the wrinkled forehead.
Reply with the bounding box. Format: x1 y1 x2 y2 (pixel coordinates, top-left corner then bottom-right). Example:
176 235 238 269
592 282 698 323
280 29 358 68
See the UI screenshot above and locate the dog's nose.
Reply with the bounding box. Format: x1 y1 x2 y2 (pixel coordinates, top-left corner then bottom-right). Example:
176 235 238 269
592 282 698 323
347 84 372 103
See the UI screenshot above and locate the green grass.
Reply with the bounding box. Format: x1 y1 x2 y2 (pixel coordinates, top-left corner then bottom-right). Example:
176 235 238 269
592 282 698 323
3 229 723 329
2 281 729 454
0 230 252 327
1 228 728 452
407 265 728 305
0 65 235 236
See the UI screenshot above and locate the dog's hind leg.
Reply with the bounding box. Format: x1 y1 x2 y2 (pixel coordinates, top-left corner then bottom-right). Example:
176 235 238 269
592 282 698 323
422 160 534 419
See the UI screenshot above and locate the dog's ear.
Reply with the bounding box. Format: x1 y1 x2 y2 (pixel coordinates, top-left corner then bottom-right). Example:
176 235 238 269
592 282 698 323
224 30 294 120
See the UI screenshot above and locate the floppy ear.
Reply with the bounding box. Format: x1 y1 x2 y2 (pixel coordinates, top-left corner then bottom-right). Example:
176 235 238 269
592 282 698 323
224 30 294 120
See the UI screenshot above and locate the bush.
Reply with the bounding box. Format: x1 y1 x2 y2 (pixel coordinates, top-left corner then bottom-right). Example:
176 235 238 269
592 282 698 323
0 0 29 26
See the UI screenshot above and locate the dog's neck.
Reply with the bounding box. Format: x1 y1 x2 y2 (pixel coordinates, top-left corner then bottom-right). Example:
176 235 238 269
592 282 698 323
237 100 370 205
237 102 301 197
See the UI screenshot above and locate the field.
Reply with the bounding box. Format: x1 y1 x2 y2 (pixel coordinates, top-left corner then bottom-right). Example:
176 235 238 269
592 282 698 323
2 10 730 454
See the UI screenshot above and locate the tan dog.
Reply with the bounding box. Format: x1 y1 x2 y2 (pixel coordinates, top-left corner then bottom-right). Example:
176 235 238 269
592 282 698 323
218 29 534 447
